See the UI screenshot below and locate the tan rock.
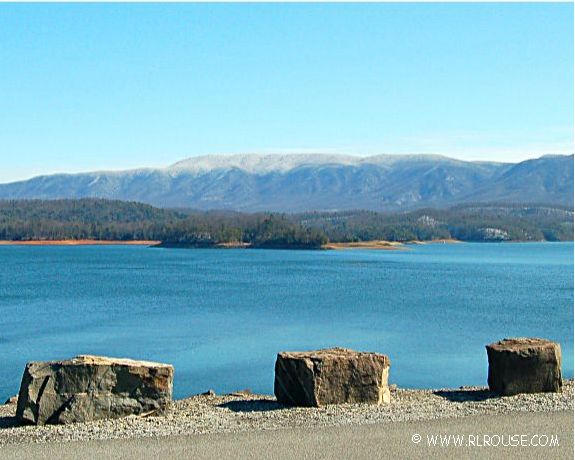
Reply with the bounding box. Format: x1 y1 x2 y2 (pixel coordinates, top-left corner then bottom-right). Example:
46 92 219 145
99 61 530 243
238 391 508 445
274 347 390 407
16 355 173 425
4 395 17 405
486 338 562 396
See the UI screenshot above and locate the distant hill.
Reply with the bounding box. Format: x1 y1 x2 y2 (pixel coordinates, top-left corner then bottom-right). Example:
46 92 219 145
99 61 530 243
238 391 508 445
461 155 574 205
0 199 185 242
297 204 574 242
0 199 571 243
0 154 572 211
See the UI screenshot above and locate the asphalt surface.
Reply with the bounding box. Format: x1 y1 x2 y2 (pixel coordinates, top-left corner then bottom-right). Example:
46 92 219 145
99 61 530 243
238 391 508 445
0 410 572 459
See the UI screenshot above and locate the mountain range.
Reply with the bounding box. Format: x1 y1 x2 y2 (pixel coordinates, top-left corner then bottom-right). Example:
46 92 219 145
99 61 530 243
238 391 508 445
0 154 572 212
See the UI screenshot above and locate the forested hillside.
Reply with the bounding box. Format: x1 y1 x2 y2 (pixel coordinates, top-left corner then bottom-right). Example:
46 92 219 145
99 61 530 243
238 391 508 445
0 200 327 248
297 205 574 242
0 199 572 246
0 199 183 241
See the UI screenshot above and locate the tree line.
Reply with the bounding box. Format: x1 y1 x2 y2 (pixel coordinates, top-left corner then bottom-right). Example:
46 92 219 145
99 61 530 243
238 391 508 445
296 204 574 242
0 199 572 247
0 199 327 248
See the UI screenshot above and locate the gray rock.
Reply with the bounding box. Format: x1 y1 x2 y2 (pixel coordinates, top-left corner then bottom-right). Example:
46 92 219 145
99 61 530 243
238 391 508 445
16 355 173 425
274 347 390 407
486 338 562 396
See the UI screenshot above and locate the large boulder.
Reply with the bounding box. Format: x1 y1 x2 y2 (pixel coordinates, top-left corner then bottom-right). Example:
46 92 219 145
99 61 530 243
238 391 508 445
486 338 562 396
16 355 173 425
274 347 391 407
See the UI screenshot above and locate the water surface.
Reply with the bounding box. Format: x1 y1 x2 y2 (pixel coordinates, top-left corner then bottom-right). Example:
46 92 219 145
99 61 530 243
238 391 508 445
0 242 572 400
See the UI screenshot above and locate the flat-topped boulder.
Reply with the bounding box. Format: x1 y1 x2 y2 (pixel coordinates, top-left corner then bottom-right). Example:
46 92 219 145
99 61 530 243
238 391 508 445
16 355 173 425
274 347 391 407
486 338 562 396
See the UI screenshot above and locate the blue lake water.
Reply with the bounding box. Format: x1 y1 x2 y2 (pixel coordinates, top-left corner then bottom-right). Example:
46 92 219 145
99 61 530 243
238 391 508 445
0 242 572 400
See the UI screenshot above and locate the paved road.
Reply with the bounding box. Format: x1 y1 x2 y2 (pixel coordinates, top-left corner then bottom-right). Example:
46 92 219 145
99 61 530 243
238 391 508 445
1 410 572 459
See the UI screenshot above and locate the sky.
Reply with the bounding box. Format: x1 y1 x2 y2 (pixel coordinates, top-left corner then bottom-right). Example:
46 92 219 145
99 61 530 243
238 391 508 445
0 3 573 183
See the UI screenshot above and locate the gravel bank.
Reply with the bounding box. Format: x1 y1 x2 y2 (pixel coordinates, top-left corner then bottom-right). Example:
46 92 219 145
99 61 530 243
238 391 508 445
0 380 572 446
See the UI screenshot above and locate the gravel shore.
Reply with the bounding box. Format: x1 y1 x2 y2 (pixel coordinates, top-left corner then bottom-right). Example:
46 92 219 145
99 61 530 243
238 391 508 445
0 380 572 446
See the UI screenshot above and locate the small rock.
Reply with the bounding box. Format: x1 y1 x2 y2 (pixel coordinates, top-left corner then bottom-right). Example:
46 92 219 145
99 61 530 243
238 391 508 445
202 390 216 397
229 389 252 397
4 395 17 405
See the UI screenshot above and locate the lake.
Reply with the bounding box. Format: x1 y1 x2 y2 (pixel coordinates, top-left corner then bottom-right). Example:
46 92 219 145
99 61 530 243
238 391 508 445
0 242 572 400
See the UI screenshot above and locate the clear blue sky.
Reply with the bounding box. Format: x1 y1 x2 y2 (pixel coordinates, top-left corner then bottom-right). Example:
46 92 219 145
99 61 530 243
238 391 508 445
0 3 573 182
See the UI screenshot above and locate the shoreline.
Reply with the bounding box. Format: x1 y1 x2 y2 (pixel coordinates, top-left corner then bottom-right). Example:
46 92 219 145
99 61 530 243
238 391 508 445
322 241 405 250
324 238 462 250
0 238 568 249
0 239 456 250
0 240 161 246
405 238 461 245
0 380 572 446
